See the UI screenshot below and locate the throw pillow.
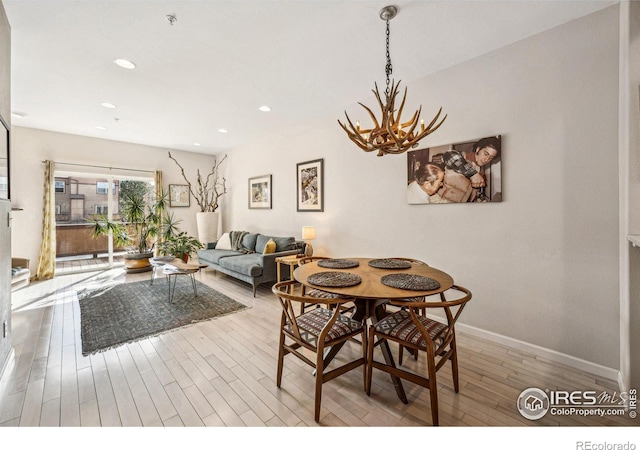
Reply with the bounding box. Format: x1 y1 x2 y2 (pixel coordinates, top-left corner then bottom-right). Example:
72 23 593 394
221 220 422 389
216 232 232 250
241 233 258 252
263 238 276 254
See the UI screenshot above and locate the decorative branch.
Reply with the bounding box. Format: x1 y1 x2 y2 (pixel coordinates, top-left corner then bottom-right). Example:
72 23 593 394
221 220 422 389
168 152 228 212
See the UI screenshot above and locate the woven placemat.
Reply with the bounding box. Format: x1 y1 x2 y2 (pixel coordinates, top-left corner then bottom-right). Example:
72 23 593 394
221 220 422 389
381 273 441 291
368 258 412 269
317 259 360 269
308 271 362 287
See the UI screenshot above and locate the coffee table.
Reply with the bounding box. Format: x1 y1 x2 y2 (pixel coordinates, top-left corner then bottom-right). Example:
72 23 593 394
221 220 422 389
151 258 205 303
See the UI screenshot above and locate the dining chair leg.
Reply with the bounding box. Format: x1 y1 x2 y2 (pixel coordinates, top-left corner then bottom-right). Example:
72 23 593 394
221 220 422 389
314 345 325 422
276 324 286 388
427 349 439 426
361 329 368 391
365 325 375 396
450 336 460 392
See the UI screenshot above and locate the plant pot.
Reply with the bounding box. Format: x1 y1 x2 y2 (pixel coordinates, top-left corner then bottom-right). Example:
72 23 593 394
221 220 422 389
124 251 154 273
196 211 219 246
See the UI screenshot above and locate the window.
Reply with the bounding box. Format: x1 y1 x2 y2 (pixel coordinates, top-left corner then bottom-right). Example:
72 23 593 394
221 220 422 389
55 204 61 214
96 181 116 195
95 205 108 215
55 180 65 193
0 176 7 192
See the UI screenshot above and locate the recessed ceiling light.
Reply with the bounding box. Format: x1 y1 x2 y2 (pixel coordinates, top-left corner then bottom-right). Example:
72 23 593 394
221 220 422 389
101 102 117 109
11 111 28 118
95 126 107 130
193 142 201 146
114 58 136 69
218 128 228 133
259 105 271 112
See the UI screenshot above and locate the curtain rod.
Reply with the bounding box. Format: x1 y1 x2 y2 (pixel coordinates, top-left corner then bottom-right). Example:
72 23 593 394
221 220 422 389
42 160 155 174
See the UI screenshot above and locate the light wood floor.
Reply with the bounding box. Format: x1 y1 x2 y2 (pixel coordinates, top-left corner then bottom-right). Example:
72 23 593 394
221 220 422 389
1 266 637 430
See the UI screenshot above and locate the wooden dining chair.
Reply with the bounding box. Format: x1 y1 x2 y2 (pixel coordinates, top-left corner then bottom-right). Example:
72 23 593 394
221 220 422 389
365 285 472 426
384 257 431 363
272 280 367 422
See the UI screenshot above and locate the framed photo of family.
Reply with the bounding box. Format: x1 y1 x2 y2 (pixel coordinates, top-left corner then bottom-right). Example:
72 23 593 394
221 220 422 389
169 184 190 207
296 158 323 212
248 174 272 209
407 135 502 204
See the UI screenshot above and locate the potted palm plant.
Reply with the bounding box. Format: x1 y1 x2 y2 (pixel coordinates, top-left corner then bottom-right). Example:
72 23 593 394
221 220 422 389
88 183 178 273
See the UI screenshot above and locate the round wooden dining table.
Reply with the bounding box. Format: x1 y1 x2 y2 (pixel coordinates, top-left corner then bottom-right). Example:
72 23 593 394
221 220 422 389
293 257 453 300
293 257 455 403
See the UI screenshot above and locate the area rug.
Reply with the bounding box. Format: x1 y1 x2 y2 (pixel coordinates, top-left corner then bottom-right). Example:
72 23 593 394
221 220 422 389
78 277 249 356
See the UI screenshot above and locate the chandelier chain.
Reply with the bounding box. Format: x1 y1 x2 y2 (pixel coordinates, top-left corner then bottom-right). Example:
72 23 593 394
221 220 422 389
385 19 392 95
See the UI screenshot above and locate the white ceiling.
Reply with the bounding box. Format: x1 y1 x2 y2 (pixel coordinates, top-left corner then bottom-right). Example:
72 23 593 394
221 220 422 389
3 0 617 155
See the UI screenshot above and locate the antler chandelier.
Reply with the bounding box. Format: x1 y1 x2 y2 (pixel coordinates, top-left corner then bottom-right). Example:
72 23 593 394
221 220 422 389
338 5 446 157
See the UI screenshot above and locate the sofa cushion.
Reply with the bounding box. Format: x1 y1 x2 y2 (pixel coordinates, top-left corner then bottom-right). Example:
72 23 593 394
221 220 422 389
241 233 258 252
11 267 29 278
216 232 232 250
197 248 241 264
263 238 276 254
255 234 270 253
256 234 295 253
273 236 295 252
218 254 263 277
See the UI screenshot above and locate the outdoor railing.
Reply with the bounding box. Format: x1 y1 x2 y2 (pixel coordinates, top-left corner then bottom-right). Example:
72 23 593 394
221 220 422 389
56 223 126 257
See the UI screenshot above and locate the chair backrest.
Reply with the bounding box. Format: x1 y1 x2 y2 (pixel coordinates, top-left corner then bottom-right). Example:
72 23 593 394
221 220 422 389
298 256 331 265
11 257 30 269
273 280 353 309
388 285 471 351
272 280 355 339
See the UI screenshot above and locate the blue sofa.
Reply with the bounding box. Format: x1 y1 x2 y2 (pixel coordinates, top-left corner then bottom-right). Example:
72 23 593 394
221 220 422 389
196 232 302 296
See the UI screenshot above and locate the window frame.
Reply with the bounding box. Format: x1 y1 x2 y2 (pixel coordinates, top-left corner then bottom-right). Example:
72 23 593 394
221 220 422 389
55 180 66 193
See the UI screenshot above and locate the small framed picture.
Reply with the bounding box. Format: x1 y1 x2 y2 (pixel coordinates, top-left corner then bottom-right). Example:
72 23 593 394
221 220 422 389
296 158 323 212
169 184 190 207
248 174 272 209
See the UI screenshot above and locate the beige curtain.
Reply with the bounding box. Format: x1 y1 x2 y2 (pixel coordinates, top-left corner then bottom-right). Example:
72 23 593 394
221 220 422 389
154 170 163 199
35 160 56 280
154 170 163 255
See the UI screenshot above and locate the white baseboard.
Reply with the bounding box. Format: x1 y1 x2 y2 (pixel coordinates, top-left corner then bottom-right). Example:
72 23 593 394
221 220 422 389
456 322 622 388
618 371 628 394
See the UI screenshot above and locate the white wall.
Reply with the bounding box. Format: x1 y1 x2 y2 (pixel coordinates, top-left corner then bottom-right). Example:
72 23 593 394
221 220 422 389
10 127 221 267
227 7 621 369
626 0 640 389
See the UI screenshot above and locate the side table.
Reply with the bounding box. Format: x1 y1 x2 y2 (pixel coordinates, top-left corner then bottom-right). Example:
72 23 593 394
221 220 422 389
275 255 304 284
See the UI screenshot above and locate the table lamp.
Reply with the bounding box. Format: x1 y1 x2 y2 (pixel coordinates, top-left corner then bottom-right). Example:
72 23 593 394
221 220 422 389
302 226 316 257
